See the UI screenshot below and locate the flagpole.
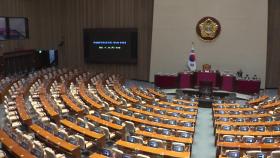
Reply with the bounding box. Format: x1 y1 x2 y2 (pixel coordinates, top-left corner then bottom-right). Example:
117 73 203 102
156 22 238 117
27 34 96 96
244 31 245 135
192 41 194 50
187 41 196 72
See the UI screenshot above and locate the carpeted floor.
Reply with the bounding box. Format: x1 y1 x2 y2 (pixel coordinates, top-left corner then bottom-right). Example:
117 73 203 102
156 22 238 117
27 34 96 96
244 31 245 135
191 108 216 158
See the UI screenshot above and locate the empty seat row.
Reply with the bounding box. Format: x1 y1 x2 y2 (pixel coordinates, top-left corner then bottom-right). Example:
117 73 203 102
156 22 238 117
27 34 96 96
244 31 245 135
221 135 277 144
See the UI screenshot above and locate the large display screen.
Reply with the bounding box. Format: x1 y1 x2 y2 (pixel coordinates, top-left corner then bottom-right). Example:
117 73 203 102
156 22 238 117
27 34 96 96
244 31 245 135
84 28 138 64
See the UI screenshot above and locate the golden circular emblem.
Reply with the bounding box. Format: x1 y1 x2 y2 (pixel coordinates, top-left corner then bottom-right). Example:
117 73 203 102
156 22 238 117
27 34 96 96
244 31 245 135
196 17 221 41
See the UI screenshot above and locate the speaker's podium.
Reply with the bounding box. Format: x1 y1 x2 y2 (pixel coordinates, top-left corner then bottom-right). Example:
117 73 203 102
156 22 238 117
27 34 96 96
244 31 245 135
198 81 213 108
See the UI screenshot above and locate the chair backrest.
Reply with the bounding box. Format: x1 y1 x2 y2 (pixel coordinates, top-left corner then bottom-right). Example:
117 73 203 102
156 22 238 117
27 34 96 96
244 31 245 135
250 117 260 122
264 116 273 122
171 112 179 117
181 121 192 127
271 150 280 158
68 135 78 145
223 135 235 142
225 150 240 158
32 141 44 157
87 122 96 131
171 142 185 152
101 149 113 157
255 126 266 132
144 126 154 132
262 137 275 144
0 150 6 158
272 125 280 131
246 151 266 158
131 136 144 144
112 148 124 158
220 117 229 122
148 139 161 148
242 136 256 143
136 154 151 158
217 110 225 114
221 125 232 131
100 126 110 140
133 113 141 118
124 121 135 133
126 136 137 143
152 117 161 123
161 128 171 136
235 118 245 122
44 147 56 158
244 111 253 115
239 126 250 131
49 122 58 133
77 118 86 127
57 129 68 140
112 116 122 125
177 130 191 138
74 134 85 149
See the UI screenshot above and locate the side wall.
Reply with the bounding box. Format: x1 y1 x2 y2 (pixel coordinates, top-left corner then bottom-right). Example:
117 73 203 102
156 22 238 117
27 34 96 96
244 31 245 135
266 0 280 88
0 0 154 80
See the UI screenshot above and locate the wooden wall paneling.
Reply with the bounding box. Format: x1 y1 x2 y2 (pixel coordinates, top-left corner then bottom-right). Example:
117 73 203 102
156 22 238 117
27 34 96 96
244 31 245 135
0 0 154 81
266 0 280 88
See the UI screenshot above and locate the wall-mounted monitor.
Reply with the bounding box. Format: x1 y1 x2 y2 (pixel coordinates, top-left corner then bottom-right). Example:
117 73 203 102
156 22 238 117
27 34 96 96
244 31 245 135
8 17 29 40
0 17 7 40
84 28 138 64
0 17 28 40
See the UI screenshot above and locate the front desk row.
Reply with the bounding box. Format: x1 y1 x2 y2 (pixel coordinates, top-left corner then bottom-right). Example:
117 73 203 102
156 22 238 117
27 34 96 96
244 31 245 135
155 71 261 94
214 96 280 158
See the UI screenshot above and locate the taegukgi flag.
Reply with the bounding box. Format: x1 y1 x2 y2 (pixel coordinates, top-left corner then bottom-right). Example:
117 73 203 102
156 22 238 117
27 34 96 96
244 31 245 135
188 42 196 71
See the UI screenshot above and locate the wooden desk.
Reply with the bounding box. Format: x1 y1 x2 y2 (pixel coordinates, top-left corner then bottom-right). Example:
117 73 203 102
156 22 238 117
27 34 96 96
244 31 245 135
60 119 105 140
113 84 139 103
128 107 195 122
0 130 35 158
16 95 32 125
135 130 193 144
89 153 107 158
61 94 84 114
261 100 280 109
214 121 280 126
248 96 269 105
159 101 198 109
78 83 103 109
213 113 271 118
29 124 80 158
154 74 178 89
213 108 255 111
131 87 154 100
217 141 280 149
96 83 122 106
85 115 124 131
147 88 166 98
39 86 59 122
144 104 197 119
109 111 195 132
212 103 241 107
235 79 261 94
173 99 197 104
116 140 190 158
216 129 280 136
